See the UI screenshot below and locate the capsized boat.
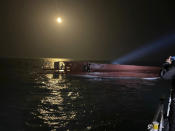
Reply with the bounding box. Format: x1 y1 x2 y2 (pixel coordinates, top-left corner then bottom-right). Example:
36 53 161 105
43 61 161 79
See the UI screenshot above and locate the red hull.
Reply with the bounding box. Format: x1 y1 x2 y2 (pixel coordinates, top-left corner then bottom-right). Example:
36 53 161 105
51 61 161 78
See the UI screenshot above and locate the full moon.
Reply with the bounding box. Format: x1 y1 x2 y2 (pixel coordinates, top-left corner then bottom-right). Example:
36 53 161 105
57 17 62 23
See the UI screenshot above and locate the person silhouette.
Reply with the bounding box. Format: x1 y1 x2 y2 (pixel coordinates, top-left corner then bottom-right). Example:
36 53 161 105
161 56 175 131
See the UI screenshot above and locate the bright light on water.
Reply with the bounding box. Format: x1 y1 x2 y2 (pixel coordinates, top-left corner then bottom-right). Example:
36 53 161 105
1 58 169 131
42 58 71 69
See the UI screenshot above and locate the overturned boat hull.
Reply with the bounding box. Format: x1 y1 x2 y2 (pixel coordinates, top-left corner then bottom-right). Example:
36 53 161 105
44 61 160 78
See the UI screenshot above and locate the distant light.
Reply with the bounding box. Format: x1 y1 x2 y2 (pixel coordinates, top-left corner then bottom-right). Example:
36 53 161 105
57 17 62 23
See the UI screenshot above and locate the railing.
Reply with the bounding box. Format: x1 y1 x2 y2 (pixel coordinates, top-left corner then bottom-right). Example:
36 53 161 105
148 90 172 131
148 99 165 131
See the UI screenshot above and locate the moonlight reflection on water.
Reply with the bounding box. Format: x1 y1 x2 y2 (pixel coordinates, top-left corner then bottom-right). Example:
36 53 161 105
0 58 170 131
33 73 79 129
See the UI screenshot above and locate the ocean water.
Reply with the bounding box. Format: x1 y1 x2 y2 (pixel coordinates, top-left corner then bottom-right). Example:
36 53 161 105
0 58 171 131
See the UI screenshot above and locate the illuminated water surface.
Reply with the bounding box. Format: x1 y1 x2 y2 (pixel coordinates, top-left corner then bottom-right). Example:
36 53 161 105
0 58 170 131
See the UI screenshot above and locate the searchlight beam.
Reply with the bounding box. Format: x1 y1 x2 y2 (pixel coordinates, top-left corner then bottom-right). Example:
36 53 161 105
113 34 175 64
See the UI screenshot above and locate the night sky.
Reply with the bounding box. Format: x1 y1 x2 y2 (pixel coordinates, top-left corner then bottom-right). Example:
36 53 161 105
1 0 175 64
